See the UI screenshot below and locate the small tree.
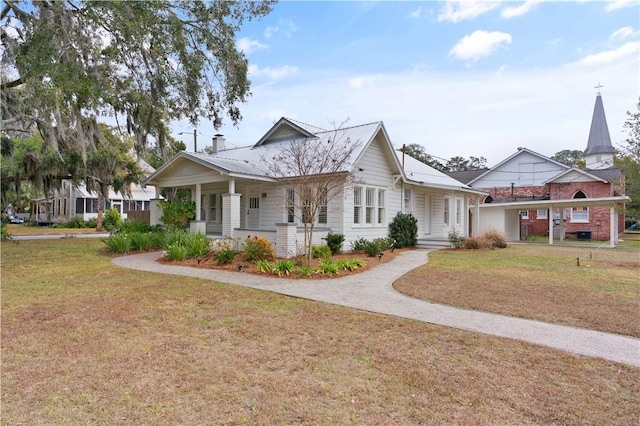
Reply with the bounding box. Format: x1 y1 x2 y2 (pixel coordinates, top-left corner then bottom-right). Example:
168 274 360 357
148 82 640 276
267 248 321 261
262 121 362 265
619 96 640 222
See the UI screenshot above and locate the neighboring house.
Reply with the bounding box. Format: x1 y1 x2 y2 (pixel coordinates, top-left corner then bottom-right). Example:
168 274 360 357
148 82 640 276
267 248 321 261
32 158 157 224
449 93 628 246
144 118 484 257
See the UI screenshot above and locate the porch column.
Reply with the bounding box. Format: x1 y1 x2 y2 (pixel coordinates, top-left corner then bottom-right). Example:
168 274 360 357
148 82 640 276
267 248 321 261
558 209 565 242
474 195 480 237
222 193 241 238
195 183 202 221
610 206 617 247
548 206 554 245
149 199 163 226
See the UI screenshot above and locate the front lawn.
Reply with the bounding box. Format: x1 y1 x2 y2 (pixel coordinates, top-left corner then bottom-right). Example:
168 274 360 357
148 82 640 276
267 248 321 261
1 239 639 424
394 243 640 337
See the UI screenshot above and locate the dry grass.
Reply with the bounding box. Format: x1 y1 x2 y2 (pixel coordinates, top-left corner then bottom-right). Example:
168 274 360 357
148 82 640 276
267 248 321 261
1 239 639 425
5 224 102 235
395 244 640 337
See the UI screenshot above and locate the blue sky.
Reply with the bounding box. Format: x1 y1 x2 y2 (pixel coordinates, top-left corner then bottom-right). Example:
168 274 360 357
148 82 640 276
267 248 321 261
174 0 640 166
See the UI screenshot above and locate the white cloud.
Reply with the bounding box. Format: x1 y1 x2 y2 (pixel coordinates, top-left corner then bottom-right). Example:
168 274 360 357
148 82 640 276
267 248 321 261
438 0 501 23
409 6 432 19
609 26 638 41
264 19 299 39
573 41 640 66
348 76 375 89
449 30 512 62
236 37 268 54
605 0 637 12
248 64 298 80
501 0 541 19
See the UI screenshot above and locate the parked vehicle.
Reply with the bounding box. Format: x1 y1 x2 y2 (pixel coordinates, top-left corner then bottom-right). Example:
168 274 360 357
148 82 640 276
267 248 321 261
7 215 24 224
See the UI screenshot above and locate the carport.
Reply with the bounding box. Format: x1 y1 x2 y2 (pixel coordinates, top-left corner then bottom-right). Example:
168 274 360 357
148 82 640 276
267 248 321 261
477 196 630 247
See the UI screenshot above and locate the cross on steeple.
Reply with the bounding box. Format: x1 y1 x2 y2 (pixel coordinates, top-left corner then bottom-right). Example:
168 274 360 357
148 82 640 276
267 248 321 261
594 82 604 94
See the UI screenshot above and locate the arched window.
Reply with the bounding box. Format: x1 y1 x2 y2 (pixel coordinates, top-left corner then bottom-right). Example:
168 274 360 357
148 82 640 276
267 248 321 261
571 191 588 222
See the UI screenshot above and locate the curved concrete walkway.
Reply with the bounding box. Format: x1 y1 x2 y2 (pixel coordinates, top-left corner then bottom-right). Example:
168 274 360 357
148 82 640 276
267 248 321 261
112 250 640 367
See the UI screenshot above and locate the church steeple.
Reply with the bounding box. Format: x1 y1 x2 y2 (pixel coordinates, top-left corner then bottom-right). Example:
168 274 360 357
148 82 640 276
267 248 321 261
583 91 615 170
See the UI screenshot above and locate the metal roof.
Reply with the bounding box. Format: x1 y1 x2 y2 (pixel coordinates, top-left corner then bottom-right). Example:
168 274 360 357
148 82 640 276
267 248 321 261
584 93 615 156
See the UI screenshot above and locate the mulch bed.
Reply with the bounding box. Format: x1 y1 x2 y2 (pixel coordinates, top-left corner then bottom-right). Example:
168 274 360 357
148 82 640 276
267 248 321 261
157 248 406 280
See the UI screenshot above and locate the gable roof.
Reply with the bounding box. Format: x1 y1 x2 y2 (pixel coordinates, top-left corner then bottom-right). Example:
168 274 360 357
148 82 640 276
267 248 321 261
584 93 615 156
445 169 488 185
253 117 318 147
467 147 568 186
544 167 609 184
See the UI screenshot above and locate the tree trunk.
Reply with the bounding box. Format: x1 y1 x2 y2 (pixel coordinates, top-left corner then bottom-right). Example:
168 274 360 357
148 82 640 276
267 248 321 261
96 192 105 232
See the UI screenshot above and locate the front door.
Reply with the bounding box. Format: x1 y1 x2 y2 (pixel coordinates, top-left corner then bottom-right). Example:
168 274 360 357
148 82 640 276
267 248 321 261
424 195 431 235
248 196 260 228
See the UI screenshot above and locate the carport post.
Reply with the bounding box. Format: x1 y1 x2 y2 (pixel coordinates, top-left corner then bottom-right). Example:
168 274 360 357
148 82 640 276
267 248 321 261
548 206 554 245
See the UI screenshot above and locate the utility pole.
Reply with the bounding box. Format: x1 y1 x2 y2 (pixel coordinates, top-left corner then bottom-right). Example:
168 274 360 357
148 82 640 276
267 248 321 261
179 129 198 152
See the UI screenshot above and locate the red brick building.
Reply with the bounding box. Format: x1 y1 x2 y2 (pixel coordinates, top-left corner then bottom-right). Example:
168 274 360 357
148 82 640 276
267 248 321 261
449 93 627 244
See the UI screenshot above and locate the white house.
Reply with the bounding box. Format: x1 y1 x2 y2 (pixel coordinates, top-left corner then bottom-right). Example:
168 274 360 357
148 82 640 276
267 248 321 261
144 118 484 257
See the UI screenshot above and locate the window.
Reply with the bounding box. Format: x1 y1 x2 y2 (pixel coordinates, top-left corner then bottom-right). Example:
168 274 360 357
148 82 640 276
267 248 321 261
537 209 548 219
301 197 311 224
455 198 462 226
353 187 362 224
520 210 529 219
377 190 385 224
404 188 412 212
209 194 218 222
571 207 589 222
286 189 295 223
444 197 450 226
63 198 68 216
200 195 207 221
318 188 327 225
76 198 84 214
365 188 375 224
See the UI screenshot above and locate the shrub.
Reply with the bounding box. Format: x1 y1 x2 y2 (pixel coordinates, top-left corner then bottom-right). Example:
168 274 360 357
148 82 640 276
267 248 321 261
255 259 273 273
448 230 466 249
165 230 188 248
317 258 339 275
128 232 152 251
64 217 87 228
215 248 237 265
159 190 195 231
337 258 365 271
373 237 394 251
242 236 275 262
362 240 382 257
85 217 98 228
102 234 131 253
1 222 12 241
166 244 187 261
312 244 332 259
463 237 484 250
185 232 211 258
119 220 155 234
324 232 345 255
149 232 166 249
483 230 508 249
296 265 314 276
389 213 418 248
103 207 123 231
350 237 369 252
273 259 296 276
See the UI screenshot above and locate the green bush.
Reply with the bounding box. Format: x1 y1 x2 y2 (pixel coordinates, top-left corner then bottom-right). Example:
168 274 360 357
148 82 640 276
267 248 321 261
215 248 237 265
337 258 365 271
317 258 339 275
312 244 332 259
85 217 98 228
362 240 382 257
159 191 195 231
128 232 152 251
296 265 314 276
273 259 296 276
324 232 345 255
164 230 188 249
64 217 87 228
255 259 273 273
118 220 156 234
351 237 389 257
242 236 275 262
149 232 166 249
350 237 369 252
166 244 187 261
103 207 123 231
448 230 465 249
185 232 211 258
389 213 418 248
102 234 131 253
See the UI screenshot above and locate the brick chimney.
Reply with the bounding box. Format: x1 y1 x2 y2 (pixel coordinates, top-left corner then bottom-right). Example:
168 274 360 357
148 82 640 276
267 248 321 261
211 134 225 154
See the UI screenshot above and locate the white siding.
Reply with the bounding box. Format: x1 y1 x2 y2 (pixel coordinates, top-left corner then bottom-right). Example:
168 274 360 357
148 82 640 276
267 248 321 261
472 151 566 188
